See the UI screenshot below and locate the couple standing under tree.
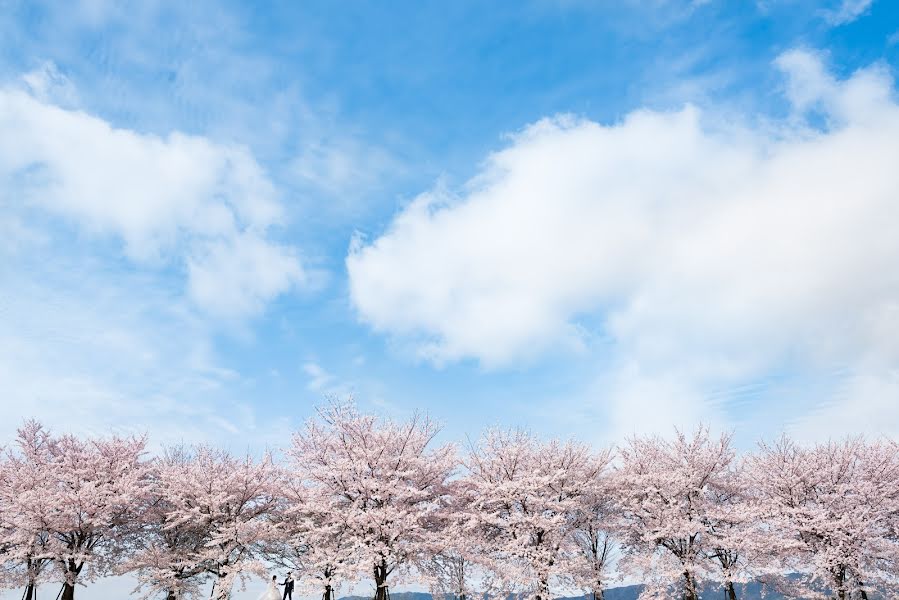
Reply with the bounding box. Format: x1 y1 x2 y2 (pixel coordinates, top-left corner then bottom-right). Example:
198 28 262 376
258 573 294 600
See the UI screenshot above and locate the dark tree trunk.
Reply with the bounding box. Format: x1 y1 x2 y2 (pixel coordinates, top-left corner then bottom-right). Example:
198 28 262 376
682 571 699 600
592 588 605 600
323 584 334 600
857 580 869 600
833 566 848 600
60 583 75 600
23 556 42 600
725 581 737 600
534 573 552 600
214 576 233 600
166 590 178 600
59 558 82 600
535 575 550 600
373 559 390 600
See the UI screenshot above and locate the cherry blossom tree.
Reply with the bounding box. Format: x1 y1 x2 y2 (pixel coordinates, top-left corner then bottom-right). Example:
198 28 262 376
2 423 155 600
420 480 481 600
614 427 746 600
124 447 216 600
0 421 57 600
748 435 899 600
702 456 760 600
4 414 899 600
565 479 619 600
422 550 476 600
148 445 282 600
267 470 360 600
462 428 612 600
289 401 456 600
54 432 149 600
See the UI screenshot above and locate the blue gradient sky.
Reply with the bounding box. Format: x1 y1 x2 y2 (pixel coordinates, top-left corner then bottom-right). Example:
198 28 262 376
2 0 899 461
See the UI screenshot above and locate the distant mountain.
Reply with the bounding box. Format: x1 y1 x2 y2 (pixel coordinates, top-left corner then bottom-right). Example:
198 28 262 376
558 584 643 600
339 579 862 600
559 580 791 600
340 593 433 600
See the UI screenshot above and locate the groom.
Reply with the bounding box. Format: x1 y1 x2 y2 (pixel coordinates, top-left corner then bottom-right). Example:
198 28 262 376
279 573 295 600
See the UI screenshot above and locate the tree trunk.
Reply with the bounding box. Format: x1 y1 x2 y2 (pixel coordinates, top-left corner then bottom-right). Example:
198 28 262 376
212 575 232 600
832 566 847 600
682 571 698 600
725 581 737 600
23 556 42 600
857 580 869 600
833 579 846 600
60 583 75 600
592 588 604 600
166 590 178 600
373 559 390 600
535 574 550 600
323 584 333 600
59 559 82 600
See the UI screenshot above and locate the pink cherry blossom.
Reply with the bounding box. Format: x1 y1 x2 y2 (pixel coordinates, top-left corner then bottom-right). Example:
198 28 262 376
748 435 899 600
266 465 361 600
614 427 748 600
0 421 58 600
288 400 456 600
461 428 612 600
128 445 281 600
0 421 149 600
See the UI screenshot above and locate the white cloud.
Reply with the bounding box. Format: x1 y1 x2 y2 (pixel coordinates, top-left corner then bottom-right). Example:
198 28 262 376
599 364 730 441
302 361 335 391
348 50 899 434
187 232 303 318
21 61 79 107
758 0 874 26
301 361 356 399
291 136 401 200
0 70 303 318
0 252 282 450
791 368 899 441
822 0 874 25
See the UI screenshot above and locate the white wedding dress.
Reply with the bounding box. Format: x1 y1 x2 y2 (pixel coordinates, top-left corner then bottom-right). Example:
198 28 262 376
258 579 281 600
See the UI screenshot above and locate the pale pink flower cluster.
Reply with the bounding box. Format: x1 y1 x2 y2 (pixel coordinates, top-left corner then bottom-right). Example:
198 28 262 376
2 410 899 600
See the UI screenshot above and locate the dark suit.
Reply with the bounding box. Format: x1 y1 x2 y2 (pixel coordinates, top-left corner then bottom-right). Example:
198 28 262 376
280 576 294 600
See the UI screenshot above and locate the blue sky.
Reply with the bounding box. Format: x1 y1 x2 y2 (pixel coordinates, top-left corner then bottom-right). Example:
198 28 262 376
2 0 899 460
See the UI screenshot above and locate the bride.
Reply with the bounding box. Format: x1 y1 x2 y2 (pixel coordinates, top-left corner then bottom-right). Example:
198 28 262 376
258 575 281 600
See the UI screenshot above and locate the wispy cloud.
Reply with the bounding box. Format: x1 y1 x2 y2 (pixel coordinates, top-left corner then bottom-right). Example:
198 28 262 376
301 361 355 398
0 247 273 450
302 362 336 392
1 67 303 318
348 49 899 436
821 0 874 25
291 136 403 207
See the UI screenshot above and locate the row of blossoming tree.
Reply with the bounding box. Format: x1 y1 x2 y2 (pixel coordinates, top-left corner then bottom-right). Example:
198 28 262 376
2 402 899 600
